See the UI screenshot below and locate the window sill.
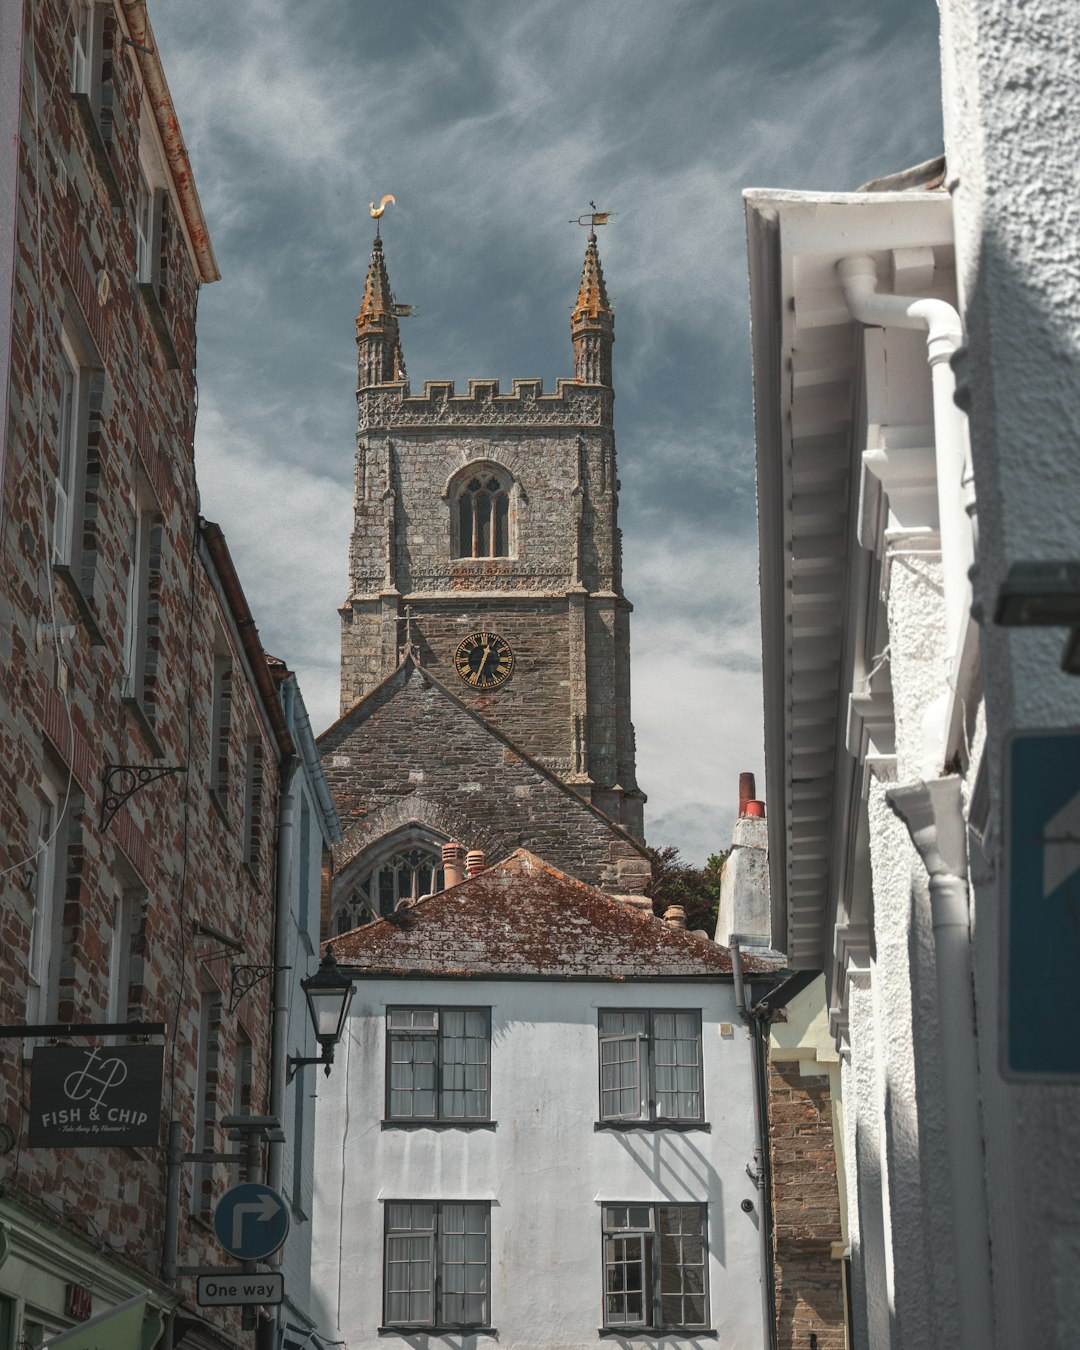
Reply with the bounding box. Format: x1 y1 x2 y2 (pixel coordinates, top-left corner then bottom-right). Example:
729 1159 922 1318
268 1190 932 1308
594 1120 710 1133
209 787 229 825
381 1120 496 1132
599 1329 717 1340
52 564 105 646
380 1328 497 1338
122 695 165 760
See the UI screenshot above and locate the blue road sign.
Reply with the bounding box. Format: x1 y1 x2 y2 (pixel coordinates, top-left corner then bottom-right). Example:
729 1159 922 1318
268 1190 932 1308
214 1183 290 1261
1004 728 1080 1080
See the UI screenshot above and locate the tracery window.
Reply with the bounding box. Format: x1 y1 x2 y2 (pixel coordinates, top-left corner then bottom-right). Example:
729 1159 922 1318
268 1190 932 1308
455 475 510 559
332 844 445 934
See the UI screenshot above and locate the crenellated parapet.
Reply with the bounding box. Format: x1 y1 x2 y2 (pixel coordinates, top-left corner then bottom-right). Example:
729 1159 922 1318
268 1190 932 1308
357 377 613 432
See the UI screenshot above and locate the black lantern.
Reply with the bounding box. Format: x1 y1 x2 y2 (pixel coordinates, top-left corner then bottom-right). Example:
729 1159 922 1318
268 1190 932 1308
287 945 355 1082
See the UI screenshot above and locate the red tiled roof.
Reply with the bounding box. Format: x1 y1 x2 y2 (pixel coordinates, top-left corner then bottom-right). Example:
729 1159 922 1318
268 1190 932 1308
325 850 781 980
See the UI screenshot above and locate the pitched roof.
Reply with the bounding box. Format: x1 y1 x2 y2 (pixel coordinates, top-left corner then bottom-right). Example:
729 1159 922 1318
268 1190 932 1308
326 850 780 980
319 653 649 867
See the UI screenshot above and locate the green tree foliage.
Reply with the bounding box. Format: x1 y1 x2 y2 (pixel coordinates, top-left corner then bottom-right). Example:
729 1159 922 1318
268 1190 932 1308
645 846 730 933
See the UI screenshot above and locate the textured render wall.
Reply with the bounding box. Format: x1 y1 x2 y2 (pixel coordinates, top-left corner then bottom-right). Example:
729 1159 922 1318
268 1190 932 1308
0 4 276 1339
939 3 1080 1344
869 557 960 1348
716 816 769 946
311 977 765 1350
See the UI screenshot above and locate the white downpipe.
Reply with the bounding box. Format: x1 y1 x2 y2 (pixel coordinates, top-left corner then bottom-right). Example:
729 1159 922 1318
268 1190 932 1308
887 778 994 1350
837 255 974 656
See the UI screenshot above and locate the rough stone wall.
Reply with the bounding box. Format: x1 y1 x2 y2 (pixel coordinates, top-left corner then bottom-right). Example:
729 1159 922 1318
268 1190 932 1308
768 1060 846 1350
0 3 277 1339
320 662 650 894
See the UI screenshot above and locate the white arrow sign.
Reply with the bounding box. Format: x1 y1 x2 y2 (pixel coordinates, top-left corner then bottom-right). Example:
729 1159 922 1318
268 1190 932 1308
232 1192 283 1249
1042 788 1080 899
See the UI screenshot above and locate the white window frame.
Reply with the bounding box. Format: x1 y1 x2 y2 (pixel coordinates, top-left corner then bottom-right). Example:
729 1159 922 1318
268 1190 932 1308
69 0 93 95
383 1201 490 1330
53 334 83 567
598 1009 704 1123
27 782 64 1024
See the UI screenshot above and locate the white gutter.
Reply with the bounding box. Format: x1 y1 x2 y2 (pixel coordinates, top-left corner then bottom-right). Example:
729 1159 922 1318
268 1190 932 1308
887 778 994 1350
836 254 973 657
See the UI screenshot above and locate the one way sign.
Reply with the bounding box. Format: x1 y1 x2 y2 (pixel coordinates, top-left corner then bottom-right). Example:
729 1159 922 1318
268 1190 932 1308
213 1183 290 1261
1004 728 1080 1080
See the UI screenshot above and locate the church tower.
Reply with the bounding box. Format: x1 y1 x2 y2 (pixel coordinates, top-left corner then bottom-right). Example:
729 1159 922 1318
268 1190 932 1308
338 228 645 839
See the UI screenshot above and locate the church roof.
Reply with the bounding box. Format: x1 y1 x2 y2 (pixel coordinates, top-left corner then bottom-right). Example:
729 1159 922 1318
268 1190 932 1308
572 230 613 325
326 849 781 980
319 653 649 874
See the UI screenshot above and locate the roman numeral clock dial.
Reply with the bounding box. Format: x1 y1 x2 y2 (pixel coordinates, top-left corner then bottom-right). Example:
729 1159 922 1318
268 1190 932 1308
454 631 515 690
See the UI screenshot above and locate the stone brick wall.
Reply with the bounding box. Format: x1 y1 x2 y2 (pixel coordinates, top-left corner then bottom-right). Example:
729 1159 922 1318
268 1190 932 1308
768 1059 848 1350
0 3 281 1342
320 661 650 895
338 258 643 837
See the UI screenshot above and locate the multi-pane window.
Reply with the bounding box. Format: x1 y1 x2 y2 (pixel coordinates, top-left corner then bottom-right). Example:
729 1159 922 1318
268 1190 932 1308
334 845 445 931
456 476 510 558
384 1202 490 1329
599 1010 703 1122
27 786 63 1024
135 172 154 282
386 1008 490 1122
209 647 232 804
53 338 82 566
70 0 92 93
602 1204 708 1330
122 487 155 703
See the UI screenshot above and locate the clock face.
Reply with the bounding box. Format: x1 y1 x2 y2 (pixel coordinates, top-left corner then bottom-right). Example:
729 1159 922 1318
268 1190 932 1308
454 631 515 690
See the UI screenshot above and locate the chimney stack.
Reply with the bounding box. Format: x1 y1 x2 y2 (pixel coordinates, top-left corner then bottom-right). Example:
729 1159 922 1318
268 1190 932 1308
442 841 466 888
466 849 487 877
738 771 765 819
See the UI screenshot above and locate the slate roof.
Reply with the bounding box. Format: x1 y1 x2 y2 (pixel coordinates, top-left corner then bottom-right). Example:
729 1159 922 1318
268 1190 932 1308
326 850 782 981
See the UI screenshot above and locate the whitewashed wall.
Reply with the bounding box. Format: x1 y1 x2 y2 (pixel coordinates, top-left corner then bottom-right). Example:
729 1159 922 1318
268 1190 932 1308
940 2 1080 1345
310 977 765 1350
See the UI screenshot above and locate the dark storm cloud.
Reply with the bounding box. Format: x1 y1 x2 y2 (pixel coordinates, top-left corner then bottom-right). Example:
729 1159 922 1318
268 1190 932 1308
150 0 942 861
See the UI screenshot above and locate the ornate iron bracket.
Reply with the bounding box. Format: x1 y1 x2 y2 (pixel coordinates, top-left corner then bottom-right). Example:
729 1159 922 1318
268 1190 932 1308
101 763 186 831
229 964 291 1014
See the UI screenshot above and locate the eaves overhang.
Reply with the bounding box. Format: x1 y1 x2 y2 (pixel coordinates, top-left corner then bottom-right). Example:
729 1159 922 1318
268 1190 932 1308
744 188 953 968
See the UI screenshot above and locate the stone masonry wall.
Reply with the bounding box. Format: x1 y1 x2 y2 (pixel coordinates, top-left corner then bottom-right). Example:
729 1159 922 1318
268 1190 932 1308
0 4 279 1342
320 662 649 893
769 1059 847 1350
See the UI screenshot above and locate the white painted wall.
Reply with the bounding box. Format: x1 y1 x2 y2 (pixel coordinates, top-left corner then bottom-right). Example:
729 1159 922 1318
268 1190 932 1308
311 977 765 1350
939 3 1080 1345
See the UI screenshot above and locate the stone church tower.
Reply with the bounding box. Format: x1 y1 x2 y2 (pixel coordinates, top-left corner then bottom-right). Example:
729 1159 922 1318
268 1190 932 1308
339 228 645 837
319 228 650 932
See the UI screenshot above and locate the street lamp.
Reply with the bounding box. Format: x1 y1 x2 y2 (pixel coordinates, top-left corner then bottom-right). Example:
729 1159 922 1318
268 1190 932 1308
286 945 355 1082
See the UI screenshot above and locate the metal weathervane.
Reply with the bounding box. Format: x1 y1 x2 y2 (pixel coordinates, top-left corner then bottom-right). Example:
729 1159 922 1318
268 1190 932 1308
570 200 615 229
370 192 395 237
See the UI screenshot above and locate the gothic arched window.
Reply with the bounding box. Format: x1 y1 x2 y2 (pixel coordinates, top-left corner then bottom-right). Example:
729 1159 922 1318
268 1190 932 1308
330 843 446 933
455 474 511 559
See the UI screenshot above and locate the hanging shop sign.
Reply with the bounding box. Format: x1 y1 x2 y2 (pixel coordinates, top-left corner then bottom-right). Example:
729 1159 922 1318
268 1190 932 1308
28 1044 164 1147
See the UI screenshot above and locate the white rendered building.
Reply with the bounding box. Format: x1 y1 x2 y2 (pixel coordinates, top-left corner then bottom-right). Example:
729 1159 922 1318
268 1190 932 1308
310 851 776 1350
744 3 1080 1346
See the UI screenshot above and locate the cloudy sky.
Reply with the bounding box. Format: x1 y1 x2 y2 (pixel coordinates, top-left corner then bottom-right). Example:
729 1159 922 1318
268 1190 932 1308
149 0 943 864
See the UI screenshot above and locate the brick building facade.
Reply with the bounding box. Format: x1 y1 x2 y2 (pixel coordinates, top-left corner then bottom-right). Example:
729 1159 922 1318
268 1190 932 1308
322 226 650 928
0 5 336 1348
